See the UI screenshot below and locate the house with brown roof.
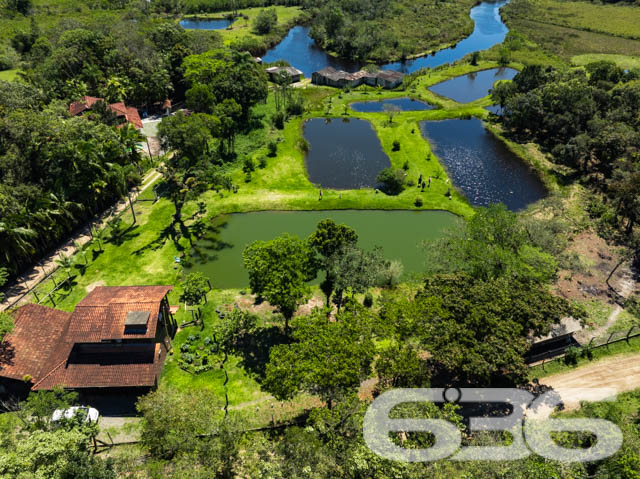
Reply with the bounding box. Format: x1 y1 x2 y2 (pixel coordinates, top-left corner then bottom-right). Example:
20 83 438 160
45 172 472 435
69 96 144 129
0 286 175 397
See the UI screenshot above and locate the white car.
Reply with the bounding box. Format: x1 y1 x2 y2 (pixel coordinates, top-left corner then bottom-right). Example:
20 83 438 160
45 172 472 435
52 406 100 424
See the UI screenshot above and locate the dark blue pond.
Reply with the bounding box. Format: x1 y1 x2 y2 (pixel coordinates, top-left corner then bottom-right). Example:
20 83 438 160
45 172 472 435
304 118 391 189
429 68 517 103
179 17 235 30
350 97 434 113
262 26 361 75
262 0 510 77
420 118 546 210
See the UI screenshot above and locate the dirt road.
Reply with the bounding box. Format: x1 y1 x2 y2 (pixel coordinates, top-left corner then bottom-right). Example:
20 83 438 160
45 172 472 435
540 353 640 408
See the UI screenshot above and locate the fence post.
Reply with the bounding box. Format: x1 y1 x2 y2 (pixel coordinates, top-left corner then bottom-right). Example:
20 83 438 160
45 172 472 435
49 294 56 307
606 332 616 349
33 291 39 303
541 359 545 372
627 326 636 343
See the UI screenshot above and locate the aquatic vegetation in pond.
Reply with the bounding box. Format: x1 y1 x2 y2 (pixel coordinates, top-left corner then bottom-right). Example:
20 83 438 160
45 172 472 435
303 118 391 189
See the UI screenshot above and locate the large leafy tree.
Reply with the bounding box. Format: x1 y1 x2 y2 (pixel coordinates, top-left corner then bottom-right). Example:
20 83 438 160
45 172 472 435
263 304 376 408
243 234 317 333
183 48 268 120
309 219 358 307
382 274 584 386
137 387 245 477
157 111 220 222
424 203 558 283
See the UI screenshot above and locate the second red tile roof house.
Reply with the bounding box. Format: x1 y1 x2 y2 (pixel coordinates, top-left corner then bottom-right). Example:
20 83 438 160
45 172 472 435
69 96 143 129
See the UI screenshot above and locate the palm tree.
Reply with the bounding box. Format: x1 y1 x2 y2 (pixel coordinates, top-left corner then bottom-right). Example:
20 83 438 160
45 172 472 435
93 227 106 253
0 222 37 272
73 241 89 265
55 253 73 280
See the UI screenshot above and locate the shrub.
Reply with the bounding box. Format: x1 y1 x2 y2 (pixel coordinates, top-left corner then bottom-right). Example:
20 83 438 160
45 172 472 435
286 94 304 116
268 141 277 157
376 167 407 195
402 160 409 170
392 140 401 151
253 8 277 35
259 156 267 168
180 272 209 306
272 110 285 129
363 293 373 308
242 157 255 174
564 346 580 366
414 197 423 207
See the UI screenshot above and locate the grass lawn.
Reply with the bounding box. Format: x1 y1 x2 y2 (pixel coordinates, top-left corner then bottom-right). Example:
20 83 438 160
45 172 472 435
572 53 640 70
0 69 18 81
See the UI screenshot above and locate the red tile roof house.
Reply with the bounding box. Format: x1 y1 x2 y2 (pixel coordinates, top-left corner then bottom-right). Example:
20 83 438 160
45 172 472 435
69 96 144 129
0 286 175 399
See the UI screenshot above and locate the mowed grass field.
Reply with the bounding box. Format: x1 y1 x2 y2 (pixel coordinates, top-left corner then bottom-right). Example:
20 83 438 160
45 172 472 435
572 53 640 70
503 0 640 58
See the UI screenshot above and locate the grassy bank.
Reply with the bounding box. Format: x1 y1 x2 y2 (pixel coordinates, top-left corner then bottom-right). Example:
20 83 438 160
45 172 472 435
181 6 304 51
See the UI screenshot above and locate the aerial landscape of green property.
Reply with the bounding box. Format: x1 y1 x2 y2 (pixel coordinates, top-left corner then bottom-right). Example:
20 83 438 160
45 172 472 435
1 0 640 476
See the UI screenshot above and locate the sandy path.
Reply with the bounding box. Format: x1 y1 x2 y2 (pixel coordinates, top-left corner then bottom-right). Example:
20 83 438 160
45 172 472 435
539 353 640 409
1 170 161 311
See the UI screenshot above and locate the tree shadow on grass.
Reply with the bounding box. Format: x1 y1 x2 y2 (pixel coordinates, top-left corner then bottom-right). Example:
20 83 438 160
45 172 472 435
107 225 140 247
231 326 289 383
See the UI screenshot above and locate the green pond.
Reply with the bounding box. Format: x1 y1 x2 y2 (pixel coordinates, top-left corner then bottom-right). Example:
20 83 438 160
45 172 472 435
187 210 459 289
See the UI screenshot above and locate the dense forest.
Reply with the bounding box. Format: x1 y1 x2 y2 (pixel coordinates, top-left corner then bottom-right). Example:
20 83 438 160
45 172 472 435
492 63 640 251
0 9 268 278
305 0 476 61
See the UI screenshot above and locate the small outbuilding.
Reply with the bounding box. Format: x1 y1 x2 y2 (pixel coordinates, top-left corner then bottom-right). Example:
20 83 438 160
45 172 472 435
266 66 303 83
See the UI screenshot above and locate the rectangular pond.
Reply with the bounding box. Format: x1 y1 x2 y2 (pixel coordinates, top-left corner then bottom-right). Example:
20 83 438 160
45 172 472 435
187 210 459 289
420 118 546 211
304 118 390 189
179 17 235 30
350 97 434 113
429 68 517 103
